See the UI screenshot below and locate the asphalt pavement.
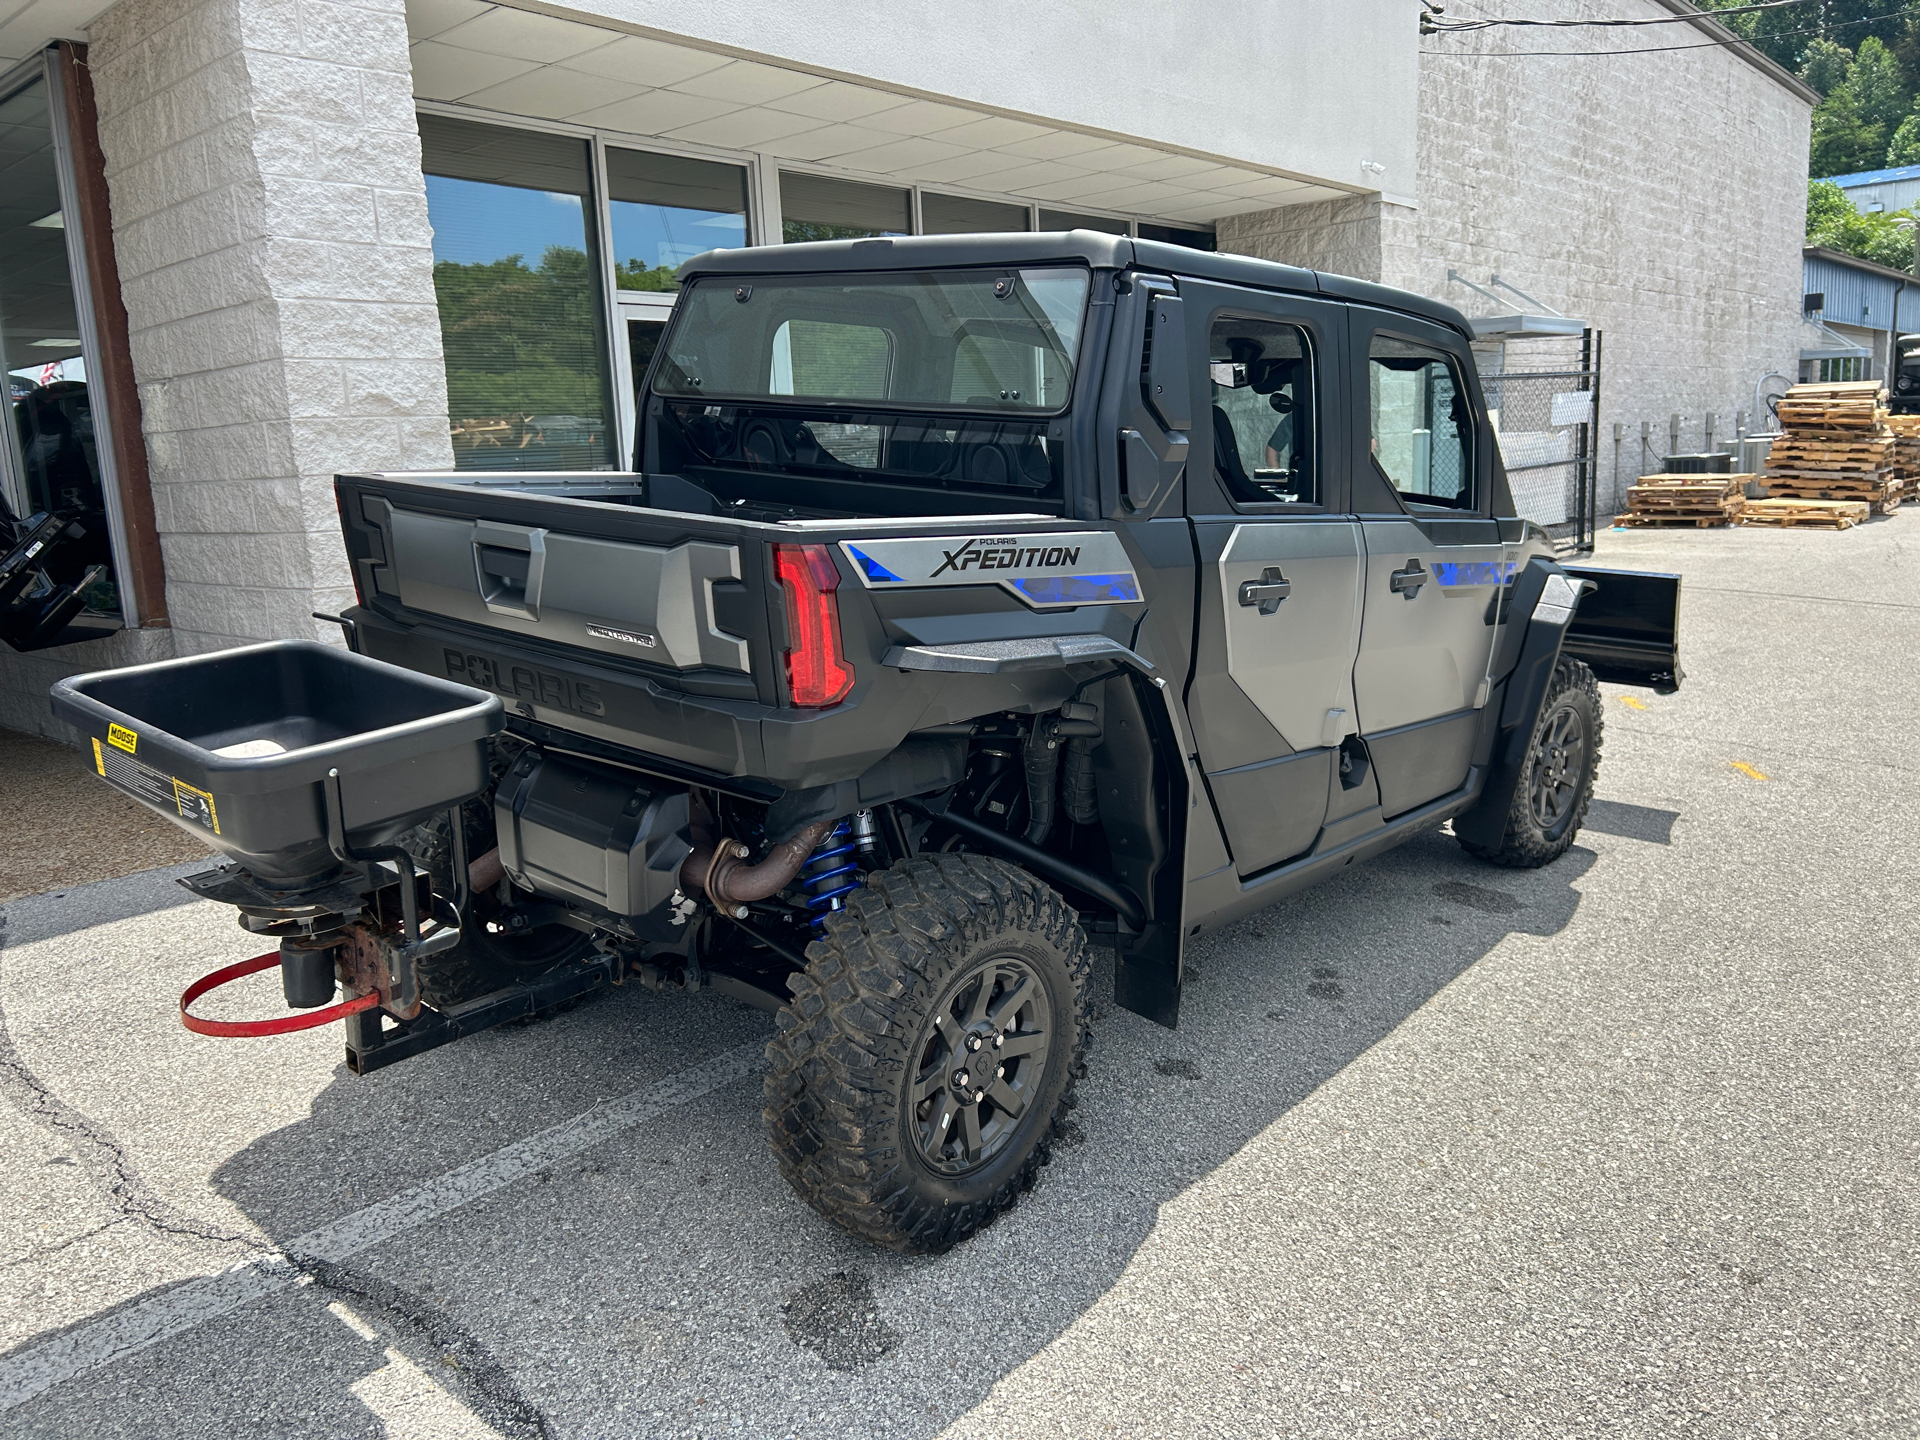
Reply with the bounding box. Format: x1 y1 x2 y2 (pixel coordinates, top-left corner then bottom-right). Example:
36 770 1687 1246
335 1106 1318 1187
2 514 1915 1439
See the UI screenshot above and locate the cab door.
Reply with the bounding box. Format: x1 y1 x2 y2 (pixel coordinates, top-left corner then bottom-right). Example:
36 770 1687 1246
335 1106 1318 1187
1347 308 1507 817
1181 282 1361 876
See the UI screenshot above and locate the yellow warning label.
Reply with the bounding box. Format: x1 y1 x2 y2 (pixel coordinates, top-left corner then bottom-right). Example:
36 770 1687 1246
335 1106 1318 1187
170 777 221 835
106 723 138 754
91 736 106 775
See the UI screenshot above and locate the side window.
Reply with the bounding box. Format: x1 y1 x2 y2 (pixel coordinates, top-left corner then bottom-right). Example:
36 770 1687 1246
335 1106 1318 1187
1207 316 1317 505
1368 335 1475 510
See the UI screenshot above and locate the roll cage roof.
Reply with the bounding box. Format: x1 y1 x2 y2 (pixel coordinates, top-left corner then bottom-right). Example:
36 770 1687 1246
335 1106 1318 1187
675 230 1476 346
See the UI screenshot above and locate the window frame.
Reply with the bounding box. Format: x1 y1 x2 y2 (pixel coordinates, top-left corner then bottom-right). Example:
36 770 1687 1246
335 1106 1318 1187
0 49 141 625
1182 283 1350 520
1359 321 1487 519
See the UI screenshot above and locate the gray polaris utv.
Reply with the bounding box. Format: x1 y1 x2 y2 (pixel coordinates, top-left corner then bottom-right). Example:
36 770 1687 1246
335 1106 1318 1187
53 231 1680 1253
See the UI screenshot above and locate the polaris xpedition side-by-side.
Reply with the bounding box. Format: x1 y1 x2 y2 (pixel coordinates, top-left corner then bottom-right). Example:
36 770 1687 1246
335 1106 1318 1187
53 232 1682 1253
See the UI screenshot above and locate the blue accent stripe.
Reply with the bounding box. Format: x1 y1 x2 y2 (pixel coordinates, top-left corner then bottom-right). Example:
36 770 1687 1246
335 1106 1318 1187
1432 560 1517 588
1009 573 1141 605
846 545 904 583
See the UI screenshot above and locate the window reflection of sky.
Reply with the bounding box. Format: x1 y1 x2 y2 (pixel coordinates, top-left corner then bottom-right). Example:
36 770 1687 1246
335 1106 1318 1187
424 176 588 266
610 201 746 281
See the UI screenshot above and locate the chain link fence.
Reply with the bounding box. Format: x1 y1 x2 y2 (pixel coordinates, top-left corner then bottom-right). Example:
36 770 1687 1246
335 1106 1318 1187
1480 331 1600 553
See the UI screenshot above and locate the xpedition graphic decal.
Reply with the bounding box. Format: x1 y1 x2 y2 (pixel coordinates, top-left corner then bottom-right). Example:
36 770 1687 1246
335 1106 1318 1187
838 532 1141 610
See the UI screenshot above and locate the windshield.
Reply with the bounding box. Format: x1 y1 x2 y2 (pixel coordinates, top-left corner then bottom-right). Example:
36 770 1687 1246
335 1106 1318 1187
653 267 1090 416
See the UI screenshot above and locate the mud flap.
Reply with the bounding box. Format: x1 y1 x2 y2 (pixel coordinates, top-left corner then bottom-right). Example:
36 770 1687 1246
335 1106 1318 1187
1452 559 1589 851
1104 672 1191 1029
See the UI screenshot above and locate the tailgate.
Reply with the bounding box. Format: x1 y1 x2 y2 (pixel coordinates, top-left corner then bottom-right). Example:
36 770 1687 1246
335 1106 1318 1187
338 472 784 706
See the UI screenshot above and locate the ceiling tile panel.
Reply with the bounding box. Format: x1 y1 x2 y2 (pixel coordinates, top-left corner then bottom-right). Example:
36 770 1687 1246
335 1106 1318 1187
931 116 1053 149
408 40 541 100
763 123 901 162
670 59 826 104
895 150 1033 184
663 107 833 150
557 35 730 86
828 135 974 173
568 90 737 136
992 130 1118 162
762 82 913 122
853 99 982 136
432 7 609 62
406 0 491 43
460 66 642 120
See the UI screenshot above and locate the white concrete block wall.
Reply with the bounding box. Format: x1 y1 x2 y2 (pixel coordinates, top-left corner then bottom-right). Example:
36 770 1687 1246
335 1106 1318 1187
1222 0 1812 517
86 0 452 654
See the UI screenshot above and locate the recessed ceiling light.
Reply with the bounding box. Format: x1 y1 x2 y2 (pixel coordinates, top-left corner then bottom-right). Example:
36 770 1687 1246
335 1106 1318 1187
31 338 81 347
29 211 63 228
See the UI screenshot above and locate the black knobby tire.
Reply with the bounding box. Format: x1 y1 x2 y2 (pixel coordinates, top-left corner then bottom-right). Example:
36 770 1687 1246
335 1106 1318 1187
1460 656 1602 868
399 777 596 1009
763 853 1092 1254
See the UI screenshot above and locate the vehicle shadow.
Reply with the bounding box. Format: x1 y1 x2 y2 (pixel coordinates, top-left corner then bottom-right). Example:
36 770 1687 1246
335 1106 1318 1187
5 825 1598 1440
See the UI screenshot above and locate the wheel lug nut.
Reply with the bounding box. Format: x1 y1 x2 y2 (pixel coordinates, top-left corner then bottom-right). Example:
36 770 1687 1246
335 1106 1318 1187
954 1070 970 1087
995 1066 1004 1078
966 1036 982 1051
992 1033 1004 1048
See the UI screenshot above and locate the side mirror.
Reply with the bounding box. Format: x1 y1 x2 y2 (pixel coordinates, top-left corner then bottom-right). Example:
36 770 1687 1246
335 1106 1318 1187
1144 294 1190 434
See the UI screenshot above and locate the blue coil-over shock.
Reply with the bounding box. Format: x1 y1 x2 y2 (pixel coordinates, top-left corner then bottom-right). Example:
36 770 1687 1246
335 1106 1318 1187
799 818 863 931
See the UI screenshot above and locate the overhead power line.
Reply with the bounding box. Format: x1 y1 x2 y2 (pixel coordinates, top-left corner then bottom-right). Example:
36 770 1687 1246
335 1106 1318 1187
1422 1 1919 58
1422 0 1814 32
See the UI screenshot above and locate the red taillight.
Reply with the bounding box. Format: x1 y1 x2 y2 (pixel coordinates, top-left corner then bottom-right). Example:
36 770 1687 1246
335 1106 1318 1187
773 543 854 707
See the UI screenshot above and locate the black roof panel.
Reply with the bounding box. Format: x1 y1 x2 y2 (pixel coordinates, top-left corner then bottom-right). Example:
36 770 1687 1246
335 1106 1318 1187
676 230 1472 341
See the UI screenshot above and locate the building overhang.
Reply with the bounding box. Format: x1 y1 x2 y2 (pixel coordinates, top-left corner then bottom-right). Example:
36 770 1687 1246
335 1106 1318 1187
1468 314 1588 341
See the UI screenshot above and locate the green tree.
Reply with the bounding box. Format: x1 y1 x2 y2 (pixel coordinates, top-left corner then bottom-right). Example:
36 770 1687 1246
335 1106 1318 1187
1801 37 1856 96
1889 108 1920 164
1806 178 1920 269
1805 38 1913 176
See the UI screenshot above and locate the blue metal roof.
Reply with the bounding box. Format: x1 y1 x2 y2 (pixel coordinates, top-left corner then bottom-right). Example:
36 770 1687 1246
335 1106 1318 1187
1822 163 1920 188
1804 251 1918 333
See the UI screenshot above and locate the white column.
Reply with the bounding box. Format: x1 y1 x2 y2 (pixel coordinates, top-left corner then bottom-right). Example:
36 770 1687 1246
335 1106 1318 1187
87 0 451 653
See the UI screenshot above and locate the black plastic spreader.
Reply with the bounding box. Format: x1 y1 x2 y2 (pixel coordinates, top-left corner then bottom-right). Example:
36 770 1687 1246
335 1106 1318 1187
52 640 502 888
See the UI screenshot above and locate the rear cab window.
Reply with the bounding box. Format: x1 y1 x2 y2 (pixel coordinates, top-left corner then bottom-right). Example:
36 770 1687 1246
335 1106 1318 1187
1368 335 1476 512
649 267 1089 516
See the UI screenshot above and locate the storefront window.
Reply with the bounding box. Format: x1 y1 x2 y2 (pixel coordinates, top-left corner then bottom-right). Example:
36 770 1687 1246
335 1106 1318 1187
922 192 1029 235
780 172 910 243
1 69 122 639
1039 208 1130 235
419 114 614 470
606 148 748 292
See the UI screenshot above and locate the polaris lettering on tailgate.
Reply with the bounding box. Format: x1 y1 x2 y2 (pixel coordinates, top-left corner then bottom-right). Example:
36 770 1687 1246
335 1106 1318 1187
839 532 1140 610
443 648 605 717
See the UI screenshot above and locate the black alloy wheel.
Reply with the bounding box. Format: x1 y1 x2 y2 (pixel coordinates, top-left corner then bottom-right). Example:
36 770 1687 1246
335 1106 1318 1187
1527 701 1588 833
910 957 1053 1176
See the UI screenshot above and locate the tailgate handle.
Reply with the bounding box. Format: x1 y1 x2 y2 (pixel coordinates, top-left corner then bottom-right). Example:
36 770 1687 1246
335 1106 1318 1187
472 522 547 619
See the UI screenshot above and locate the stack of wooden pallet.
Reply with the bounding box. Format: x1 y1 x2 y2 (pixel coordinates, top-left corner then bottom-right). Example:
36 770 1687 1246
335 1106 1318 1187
1739 497 1870 530
1763 380 1904 514
1617 472 1747 527
1884 413 1920 489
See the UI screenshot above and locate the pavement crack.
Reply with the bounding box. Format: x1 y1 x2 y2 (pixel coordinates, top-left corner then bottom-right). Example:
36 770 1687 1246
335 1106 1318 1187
0 911 264 1256
294 1256 552 1439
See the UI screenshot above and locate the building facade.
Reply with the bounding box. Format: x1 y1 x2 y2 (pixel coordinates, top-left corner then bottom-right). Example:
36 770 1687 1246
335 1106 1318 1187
0 0 1813 738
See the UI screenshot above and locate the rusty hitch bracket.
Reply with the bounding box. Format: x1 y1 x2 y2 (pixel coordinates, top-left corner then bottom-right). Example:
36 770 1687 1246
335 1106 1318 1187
342 952 618 1075
323 767 462 1015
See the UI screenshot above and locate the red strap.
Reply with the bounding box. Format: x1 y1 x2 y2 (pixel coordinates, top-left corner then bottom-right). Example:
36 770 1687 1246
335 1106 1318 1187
180 952 379 1037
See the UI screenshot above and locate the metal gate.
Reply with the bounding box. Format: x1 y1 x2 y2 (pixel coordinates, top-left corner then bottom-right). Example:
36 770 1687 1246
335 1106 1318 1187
1479 329 1601 554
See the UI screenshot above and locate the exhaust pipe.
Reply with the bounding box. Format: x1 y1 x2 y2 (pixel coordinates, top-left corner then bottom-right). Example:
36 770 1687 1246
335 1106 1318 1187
681 821 834 914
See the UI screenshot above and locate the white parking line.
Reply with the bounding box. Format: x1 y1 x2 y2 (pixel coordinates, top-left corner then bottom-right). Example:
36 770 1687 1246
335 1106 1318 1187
0 1040 765 1413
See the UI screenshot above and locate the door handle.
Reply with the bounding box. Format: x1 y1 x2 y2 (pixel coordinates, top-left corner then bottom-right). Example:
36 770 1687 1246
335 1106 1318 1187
1390 559 1427 600
1237 566 1291 615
